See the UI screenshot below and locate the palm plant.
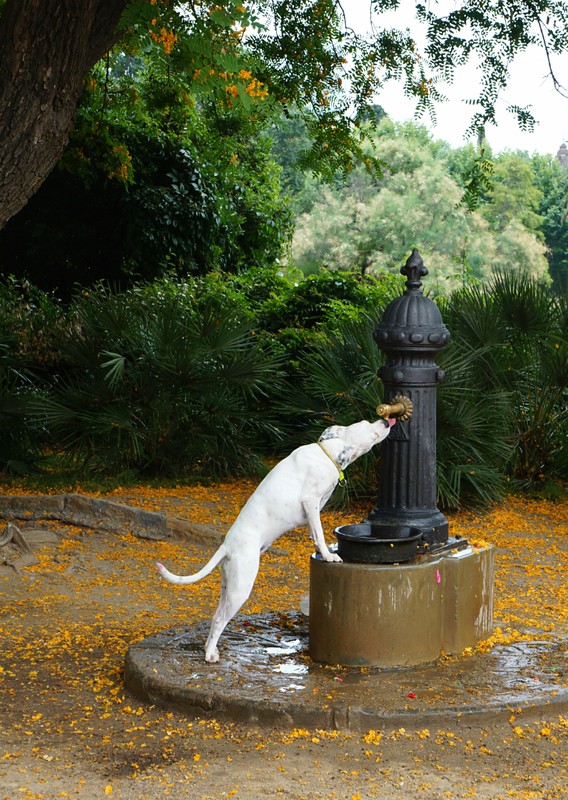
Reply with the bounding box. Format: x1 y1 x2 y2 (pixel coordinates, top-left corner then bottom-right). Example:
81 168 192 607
0 331 42 473
286 270 566 508
290 314 386 503
489 271 567 486
436 284 515 505
435 345 513 507
441 271 567 491
283 307 512 508
33 287 285 476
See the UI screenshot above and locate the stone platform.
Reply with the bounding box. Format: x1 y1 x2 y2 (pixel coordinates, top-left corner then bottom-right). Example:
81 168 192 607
124 610 568 731
309 545 495 667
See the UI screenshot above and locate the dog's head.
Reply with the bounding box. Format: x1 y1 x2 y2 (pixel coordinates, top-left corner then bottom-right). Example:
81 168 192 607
319 417 395 466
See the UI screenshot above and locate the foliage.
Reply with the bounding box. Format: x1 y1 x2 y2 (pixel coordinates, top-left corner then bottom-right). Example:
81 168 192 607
531 153 568 291
493 271 567 484
290 121 550 288
3 0 568 236
30 285 285 477
0 278 65 363
251 270 403 389
441 271 568 491
284 269 566 507
286 311 514 509
434 286 515 506
259 270 400 330
0 330 36 474
282 314 390 503
0 267 402 475
245 0 568 173
479 155 544 233
107 0 394 187
449 147 568 291
0 280 69 473
0 50 292 296
4 3 568 293
414 0 568 138
1 267 565 505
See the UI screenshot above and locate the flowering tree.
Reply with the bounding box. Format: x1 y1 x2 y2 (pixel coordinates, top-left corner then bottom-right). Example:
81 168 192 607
2 0 568 229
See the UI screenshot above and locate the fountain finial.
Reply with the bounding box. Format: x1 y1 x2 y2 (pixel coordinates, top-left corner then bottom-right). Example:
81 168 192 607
401 248 428 292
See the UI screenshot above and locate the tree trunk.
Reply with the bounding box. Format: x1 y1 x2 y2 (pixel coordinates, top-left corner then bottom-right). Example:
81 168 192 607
0 0 128 229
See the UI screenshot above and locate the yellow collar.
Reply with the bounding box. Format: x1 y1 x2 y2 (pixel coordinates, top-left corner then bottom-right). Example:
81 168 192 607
317 441 346 485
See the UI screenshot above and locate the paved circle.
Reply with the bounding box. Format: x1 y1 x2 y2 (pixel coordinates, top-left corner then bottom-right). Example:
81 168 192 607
125 612 568 731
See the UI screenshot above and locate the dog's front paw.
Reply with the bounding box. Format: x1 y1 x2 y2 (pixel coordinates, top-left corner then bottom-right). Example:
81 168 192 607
322 552 342 563
205 648 220 663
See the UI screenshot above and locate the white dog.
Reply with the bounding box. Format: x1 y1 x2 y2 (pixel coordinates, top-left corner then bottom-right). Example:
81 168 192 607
157 418 395 662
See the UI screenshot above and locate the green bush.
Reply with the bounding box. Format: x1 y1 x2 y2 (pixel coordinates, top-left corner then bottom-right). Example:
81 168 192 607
2 269 564 504
286 271 567 508
0 330 36 474
440 273 567 488
30 285 285 477
0 280 65 473
260 271 400 331
0 101 292 297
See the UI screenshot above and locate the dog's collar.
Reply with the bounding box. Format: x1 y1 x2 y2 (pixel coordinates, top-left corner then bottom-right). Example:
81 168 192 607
317 441 346 486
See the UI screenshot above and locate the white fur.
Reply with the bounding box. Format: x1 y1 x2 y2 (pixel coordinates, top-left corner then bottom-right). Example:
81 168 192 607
157 418 394 662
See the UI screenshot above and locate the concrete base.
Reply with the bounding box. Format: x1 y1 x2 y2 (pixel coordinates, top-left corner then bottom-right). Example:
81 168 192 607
309 545 494 667
124 610 568 730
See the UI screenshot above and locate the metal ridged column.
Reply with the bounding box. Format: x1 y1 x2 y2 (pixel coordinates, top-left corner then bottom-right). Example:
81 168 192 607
367 249 450 546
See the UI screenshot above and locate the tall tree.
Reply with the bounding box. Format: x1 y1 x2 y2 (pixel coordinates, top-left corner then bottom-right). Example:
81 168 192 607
291 121 550 286
480 155 544 233
2 0 568 229
532 153 568 290
0 0 128 228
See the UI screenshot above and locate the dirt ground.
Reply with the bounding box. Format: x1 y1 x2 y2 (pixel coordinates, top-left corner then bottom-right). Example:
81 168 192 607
1 486 567 800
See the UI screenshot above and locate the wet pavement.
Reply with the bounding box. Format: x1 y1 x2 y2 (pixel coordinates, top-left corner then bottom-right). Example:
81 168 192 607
124 611 568 731
2 491 566 732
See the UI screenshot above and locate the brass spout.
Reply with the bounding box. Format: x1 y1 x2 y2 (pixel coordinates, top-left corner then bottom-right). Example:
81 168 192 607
376 394 413 422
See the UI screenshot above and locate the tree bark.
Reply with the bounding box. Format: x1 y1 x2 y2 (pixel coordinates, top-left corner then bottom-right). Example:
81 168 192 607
0 0 128 229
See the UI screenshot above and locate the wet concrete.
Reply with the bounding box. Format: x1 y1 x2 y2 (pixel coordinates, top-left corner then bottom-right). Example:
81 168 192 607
124 611 568 731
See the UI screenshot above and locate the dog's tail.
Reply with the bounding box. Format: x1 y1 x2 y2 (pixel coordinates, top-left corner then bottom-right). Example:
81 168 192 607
156 544 227 585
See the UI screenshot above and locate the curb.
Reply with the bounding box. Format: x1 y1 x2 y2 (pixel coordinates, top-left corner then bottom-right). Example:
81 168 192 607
0 493 224 546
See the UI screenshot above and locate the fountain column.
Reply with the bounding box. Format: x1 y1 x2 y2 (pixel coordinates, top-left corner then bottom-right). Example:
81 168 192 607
368 248 449 546
309 249 495 667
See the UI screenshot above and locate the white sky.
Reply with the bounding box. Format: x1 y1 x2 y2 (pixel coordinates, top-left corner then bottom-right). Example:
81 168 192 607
345 1 568 156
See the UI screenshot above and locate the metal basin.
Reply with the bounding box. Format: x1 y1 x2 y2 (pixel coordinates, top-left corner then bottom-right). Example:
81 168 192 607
335 523 423 564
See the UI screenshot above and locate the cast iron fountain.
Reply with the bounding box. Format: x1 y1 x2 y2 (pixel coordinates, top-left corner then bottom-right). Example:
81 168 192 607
334 247 464 565
309 249 494 667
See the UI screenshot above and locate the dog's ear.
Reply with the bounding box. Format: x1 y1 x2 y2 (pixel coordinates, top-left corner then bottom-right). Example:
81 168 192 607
319 425 344 442
337 445 355 469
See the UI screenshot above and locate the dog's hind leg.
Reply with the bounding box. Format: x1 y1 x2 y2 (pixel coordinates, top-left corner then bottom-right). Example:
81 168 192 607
204 552 260 663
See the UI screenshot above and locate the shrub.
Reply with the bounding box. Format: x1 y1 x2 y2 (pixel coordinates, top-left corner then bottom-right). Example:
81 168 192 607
31 286 285 477
286 271 567 508
0 280 65 473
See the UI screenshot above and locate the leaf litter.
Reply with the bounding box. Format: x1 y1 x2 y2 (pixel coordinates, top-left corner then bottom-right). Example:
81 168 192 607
0 482 567 799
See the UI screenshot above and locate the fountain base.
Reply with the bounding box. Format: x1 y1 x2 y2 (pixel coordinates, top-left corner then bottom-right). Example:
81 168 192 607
309 544 494 667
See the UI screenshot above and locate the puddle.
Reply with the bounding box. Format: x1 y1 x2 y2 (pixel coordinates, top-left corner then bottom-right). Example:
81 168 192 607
265 639 302 656
491 640 562 691
272 661 308 675
278 683 306 693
